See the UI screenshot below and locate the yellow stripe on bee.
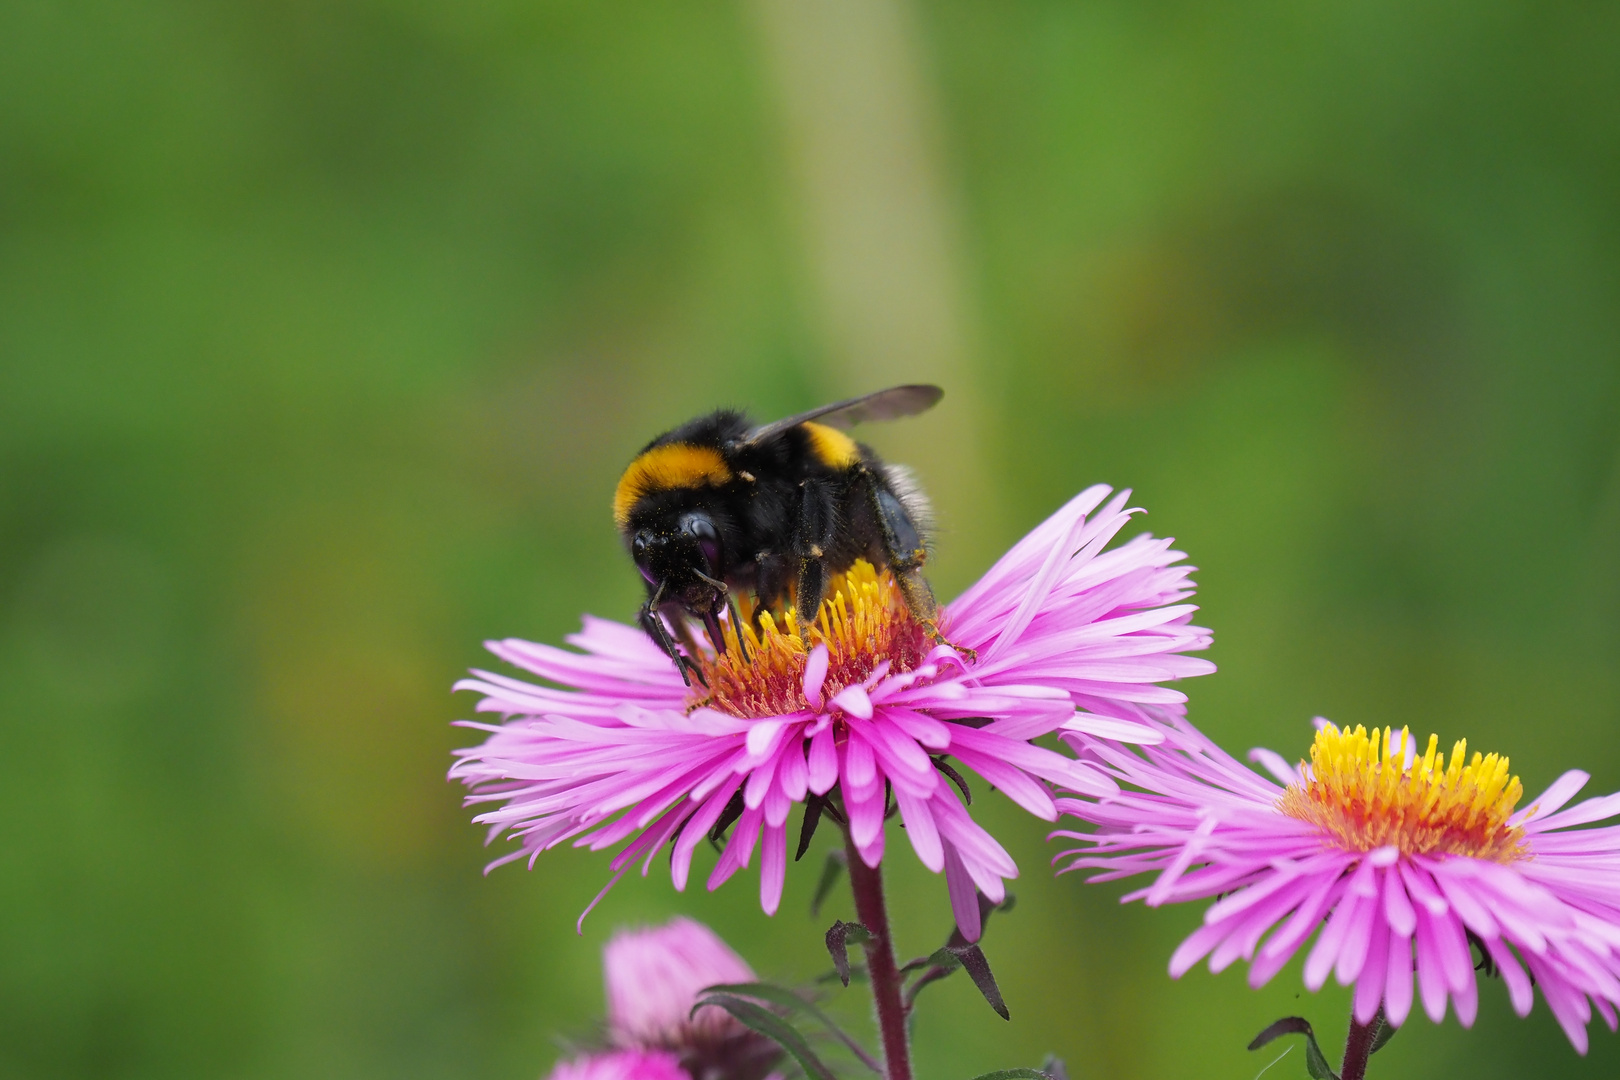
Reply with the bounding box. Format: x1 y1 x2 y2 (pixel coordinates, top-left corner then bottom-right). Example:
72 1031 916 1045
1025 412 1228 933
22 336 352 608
803 421 860 468
613 443 733 528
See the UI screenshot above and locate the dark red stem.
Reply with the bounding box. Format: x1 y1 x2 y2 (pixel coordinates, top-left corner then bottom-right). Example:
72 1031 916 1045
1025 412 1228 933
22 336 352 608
1340 1012 1378 1080
844 834 912 1080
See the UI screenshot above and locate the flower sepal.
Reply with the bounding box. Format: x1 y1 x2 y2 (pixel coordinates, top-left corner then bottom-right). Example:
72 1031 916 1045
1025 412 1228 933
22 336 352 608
1247 1017 1341 1080
823 919 872 987
896 890 1017 1020
1247 1009 1397 1080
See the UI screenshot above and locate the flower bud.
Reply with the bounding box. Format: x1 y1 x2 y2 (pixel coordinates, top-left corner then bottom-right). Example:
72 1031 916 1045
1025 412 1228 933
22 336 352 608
546 1051 688 1080
604 917 755 1049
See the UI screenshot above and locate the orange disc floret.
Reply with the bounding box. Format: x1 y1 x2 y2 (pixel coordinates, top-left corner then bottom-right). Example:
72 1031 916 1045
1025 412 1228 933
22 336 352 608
1279 724 1527 863
697 560 930 718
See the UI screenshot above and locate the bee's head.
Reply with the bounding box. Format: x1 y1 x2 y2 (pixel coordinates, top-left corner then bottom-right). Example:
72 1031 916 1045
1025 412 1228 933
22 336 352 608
631 511 725 613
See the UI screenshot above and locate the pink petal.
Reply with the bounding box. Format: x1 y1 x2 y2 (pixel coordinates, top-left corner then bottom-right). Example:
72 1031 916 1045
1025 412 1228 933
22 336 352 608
881 707 953 751
763 778 793 829
1431 865 1500 938
1247 747 1300 786
745 718 792 762
943 841 982 943
1171 920 1233 978
1527 790 1620 832
759 823 787 916
671 775 744 891
803 644 829 710
1383 866 1417 937
1413 907 1449 1023
1252 872 1347 986
1515 769 1590 825
1453 958 1479 1028
1384 930 1414 1027
777 738 809 802
843 732 878 790
981 502 1091 663
846 782 885 863
729 806 763 869
893 786 944 872
1354 911 1390 1024
1146 816 1217 907
1335 864 1381 986
832 684 873 720
1305 892 1359 991
807 727 838 795
743 744 782 810
1488 939 1535 1016
1064 712 1165 744
1432 905 1476 995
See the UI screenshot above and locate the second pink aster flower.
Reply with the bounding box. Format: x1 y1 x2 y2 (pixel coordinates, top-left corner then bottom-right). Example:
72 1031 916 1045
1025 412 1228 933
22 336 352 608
452 485 1213 937
1055 716 1620 1054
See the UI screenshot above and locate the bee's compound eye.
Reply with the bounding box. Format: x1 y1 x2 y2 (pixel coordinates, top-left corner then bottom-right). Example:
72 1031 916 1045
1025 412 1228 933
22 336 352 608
631 531 657 585
680 514 721 575
681 514 717 542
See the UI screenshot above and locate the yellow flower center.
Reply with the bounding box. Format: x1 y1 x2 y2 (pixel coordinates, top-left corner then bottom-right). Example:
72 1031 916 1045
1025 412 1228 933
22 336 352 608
1278 724 1527 863
695 560 929 718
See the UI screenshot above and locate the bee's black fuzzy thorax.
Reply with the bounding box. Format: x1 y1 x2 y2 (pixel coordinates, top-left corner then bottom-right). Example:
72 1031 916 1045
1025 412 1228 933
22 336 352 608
612 386 943 683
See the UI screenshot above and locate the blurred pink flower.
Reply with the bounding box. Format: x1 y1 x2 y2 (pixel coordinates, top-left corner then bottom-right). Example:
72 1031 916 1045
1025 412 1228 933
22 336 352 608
605 917 756 1049
453 485 1212 939
546 1051 688 1080
1055 717 1620 1053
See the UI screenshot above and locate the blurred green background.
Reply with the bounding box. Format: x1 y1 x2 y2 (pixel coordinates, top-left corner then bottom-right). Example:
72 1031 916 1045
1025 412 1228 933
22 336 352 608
3 1 1618 1078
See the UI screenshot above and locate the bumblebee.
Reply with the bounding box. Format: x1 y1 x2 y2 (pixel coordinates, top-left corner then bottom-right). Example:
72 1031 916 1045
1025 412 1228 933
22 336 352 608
613 385 943 684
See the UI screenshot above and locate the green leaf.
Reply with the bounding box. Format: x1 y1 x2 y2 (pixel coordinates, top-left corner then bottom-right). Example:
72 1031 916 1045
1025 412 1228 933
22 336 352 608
811 850 847 916
701 982 883 1076
1304 1041 1338 1080
965 1070 1054 1080
1247 1017 1338 1080
692 994 837 1080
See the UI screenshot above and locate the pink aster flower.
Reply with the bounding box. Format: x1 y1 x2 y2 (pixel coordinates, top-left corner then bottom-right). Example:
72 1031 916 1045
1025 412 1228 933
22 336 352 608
604 917 757 1049
546 1051 688 1080
452 485 1213 940
1055 717 1620 1053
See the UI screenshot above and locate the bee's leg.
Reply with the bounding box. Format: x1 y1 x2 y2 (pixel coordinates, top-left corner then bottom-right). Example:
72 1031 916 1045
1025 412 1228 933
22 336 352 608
793 480 838 624
638 601 705 687
671 616 710 668
859 467 955 649
752 552 789 631
725 596 752 663
700 606 730 662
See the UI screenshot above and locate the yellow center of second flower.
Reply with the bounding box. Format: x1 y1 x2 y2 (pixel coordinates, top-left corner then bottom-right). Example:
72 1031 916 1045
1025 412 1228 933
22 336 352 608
696 559 929 718
1278 724 1527 863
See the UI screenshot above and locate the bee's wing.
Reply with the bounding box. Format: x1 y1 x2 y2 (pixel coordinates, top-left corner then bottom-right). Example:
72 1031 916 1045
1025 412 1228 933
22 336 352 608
741 384 943 445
